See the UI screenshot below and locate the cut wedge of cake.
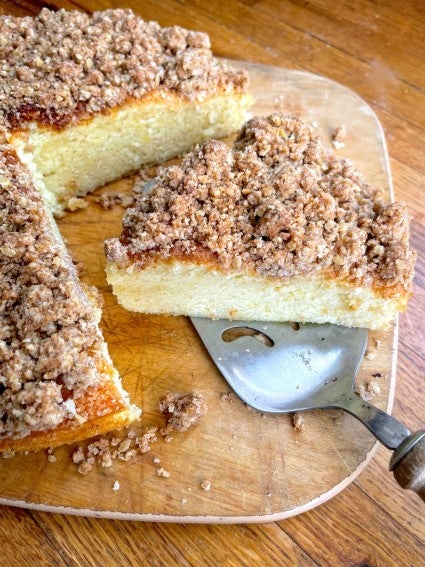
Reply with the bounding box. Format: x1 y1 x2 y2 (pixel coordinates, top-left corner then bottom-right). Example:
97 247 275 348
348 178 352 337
105 114 416 330
0 144 140 452
1 8 251 214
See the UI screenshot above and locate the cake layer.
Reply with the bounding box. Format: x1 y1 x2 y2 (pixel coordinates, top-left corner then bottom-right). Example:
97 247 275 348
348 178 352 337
105 114 415 330
106 259 405 330
9 92 251 214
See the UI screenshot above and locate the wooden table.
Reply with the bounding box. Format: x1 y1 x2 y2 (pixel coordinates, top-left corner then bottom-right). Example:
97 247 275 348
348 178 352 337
1 1 424 565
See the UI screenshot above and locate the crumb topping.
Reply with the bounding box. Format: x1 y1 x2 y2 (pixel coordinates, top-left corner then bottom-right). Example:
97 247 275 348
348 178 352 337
0 146 104 439
0 8 248 129
106 114 415 290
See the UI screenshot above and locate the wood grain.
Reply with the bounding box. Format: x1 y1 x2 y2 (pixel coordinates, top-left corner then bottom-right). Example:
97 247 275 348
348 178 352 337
0 1 424 565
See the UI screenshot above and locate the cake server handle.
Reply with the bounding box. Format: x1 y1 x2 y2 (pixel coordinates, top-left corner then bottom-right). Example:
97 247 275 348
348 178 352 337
336 394 425 501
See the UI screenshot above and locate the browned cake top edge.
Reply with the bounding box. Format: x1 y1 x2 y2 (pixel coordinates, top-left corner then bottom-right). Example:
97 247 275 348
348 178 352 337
0 8 248 129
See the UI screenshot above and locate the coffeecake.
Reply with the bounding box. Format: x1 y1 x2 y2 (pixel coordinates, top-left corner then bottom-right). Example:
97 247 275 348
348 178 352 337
105 114 415 330
2 8 251 214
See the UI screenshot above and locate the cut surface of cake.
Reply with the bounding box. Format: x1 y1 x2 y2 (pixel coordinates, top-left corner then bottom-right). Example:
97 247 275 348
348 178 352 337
1 8 251 214
105 114 416 330
0 144 140 452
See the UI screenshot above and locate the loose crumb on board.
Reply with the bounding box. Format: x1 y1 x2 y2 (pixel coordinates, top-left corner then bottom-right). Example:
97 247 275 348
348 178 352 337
200 479 211 491
65 196 89 212
156 467 171 478
332 124 346 149
2 450 15 459
72 427 159 475
113 480 120 491
355 381 381 402
220 391 238 403
159 392 206 432
93 191 135 210
291 413 305 432
71 391 205 474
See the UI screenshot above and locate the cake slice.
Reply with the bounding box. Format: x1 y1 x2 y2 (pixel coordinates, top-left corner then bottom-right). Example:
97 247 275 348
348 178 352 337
0 144 140 452
1 8 251 215
105 114 415 330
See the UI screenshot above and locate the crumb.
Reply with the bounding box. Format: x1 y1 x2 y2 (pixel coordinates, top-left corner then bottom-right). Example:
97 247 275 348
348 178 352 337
292 413 305 431
47 454 57 463
66 196 89 212
72 447 85 464
159 392 206 432
311 121 319 128
365 352 376 360
113 480 120 491
133 166 164 194
136 427 159 453
368 381 381 395
372 372 382 378
332 140 345 150
156 467 171 478
72 426 159 474
153 457 160 464
220 392 237 403
181 498 187 504
2 450 16 459
355 381 380 401
200 479 211 491
332 124 346 142
93 191 135 210
375 339 382 348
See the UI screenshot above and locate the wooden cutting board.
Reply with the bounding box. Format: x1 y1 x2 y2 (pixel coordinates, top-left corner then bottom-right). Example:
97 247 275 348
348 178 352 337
0 61 397 522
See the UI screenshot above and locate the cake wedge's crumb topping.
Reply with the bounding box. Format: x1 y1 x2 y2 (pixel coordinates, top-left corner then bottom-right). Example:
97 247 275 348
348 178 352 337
0 8 248 129
106 114 415 291
0 146 103 440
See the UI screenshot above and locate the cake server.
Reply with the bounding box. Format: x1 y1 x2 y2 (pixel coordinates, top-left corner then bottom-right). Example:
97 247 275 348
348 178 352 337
191 318 425 500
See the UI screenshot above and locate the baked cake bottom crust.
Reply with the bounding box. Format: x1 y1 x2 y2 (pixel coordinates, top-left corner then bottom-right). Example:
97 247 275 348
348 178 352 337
106 259 406 331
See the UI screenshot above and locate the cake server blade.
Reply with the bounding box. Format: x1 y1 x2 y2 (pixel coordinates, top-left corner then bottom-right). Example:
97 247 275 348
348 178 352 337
191 317 425 499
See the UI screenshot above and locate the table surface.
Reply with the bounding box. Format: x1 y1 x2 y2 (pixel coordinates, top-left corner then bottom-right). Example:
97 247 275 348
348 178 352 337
0 1 424 566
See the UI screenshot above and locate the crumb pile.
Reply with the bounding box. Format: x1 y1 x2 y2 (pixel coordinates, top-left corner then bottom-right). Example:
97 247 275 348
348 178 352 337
106 114 415 293
159 392 206 432
72 392 205 474
0 8 248 129
72 427 158 474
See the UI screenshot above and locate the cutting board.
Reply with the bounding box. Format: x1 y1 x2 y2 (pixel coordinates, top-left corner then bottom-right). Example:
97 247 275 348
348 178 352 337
0 61 397 522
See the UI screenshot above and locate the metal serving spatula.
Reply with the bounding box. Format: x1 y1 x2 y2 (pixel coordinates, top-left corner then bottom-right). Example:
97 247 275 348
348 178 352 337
192 318 425 500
